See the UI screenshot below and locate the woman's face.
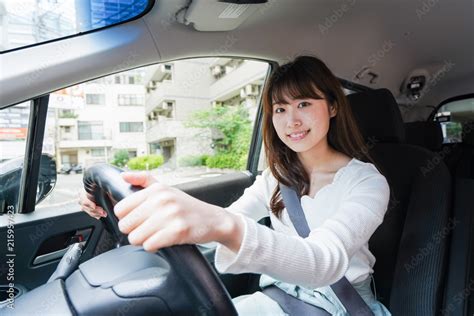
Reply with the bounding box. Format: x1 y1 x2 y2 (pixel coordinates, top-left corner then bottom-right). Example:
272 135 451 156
271 95 336 155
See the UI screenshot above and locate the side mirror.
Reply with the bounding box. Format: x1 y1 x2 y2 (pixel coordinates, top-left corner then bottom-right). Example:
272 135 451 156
0 154 57 213
37 154 57 205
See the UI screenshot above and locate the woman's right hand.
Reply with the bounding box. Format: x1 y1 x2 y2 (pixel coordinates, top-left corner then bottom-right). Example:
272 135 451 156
78 189 107 219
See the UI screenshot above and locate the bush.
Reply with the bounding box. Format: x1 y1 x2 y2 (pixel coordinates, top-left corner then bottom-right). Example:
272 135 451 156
206 153 245 169
111 149 130 168
127 154 164 170
179 154 210 167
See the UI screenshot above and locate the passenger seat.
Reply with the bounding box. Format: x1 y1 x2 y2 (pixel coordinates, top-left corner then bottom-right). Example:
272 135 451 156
347 89 452 315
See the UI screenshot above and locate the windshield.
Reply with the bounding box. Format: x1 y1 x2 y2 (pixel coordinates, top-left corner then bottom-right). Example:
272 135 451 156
0 0 152 53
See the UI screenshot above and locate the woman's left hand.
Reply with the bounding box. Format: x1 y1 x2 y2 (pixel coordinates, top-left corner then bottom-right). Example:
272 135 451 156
114 171 244 252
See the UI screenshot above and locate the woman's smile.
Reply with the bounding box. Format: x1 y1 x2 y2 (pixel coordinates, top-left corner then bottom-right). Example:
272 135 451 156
287 129 310 141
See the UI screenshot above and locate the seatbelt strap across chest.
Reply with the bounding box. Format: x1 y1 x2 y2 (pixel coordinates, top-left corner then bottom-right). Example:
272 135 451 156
262 183 374 316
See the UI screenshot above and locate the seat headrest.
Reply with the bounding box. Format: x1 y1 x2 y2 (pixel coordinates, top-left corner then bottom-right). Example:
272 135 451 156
405 121 443 151
347 88 405 143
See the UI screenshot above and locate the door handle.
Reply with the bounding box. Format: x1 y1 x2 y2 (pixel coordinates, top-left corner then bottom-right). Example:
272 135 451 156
32 228 92 265
33 241 86 265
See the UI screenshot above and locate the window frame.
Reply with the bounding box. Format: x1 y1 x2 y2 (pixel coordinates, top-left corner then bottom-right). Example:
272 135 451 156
428 93 474 121
119 121 144 133
78 121 104 140
17 95 50 214
86 93 106 106
429 93 474 144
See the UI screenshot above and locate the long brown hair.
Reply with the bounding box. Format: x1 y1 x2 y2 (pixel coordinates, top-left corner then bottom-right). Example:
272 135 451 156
263 55 373 218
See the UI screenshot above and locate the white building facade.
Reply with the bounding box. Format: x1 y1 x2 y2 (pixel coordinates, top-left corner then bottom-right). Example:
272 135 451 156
144 57 268 168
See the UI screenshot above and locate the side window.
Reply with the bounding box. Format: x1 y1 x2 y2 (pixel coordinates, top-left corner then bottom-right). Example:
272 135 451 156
37 58 269 211
434 97 474 144
0 102 31 213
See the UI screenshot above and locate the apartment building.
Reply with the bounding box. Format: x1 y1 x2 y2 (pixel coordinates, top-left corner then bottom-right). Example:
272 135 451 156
144 58 268 168
53 71 147 169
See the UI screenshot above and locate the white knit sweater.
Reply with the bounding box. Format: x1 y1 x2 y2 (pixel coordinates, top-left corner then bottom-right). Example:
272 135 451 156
214 158 390 289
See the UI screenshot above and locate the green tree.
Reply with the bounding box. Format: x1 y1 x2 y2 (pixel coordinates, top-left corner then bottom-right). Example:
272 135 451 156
185 104 251 169
111 149 130 168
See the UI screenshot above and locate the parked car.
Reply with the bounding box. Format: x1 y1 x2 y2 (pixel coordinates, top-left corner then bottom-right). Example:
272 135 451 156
0 0 472 315
58 164 83 175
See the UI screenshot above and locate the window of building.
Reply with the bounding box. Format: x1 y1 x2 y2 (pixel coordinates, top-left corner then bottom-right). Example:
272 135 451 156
119 122 144 133
78 121 104 140
118 94 144 106
115 74 141 85
90 148 105 157
59 109 77 118
86 94 105 105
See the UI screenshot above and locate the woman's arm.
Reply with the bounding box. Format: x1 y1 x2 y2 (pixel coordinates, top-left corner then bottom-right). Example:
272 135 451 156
214 170 390 289
114 169 273 252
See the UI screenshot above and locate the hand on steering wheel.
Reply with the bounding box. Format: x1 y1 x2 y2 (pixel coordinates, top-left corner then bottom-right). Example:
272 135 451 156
82 164 238 315
114 171 244 253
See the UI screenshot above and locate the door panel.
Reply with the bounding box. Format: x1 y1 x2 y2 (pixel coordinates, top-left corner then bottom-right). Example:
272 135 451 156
0 211 103 291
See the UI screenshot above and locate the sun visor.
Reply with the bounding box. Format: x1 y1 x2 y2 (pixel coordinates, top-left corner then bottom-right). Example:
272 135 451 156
178 0 268 31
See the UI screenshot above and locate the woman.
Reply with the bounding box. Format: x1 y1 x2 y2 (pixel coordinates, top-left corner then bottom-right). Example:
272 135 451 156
80 55 391 315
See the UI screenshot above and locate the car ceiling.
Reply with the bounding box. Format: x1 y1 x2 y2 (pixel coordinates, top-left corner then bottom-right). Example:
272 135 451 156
0 0 472 111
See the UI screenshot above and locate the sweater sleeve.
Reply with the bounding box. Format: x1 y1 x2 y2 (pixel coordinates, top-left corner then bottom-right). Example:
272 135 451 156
214 166 390 289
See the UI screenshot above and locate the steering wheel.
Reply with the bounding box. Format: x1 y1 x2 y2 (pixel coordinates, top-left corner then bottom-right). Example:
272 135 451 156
83 164 237 315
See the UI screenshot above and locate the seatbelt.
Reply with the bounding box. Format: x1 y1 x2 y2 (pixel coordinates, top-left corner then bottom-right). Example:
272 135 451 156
262 183 374 316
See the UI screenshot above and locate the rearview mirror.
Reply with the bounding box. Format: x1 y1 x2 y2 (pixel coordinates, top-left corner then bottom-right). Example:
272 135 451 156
0 154 56 213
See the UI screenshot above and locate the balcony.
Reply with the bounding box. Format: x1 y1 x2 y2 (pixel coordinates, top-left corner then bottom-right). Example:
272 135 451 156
145 81 173 115
58 129 113 149
57 118 76 126
58 139 113 149
146 120 183 144
210 60 268 101
143 64 172 86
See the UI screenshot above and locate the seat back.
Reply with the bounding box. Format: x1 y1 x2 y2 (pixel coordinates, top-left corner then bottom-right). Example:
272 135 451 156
405 121 443 151
348 89 452 315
